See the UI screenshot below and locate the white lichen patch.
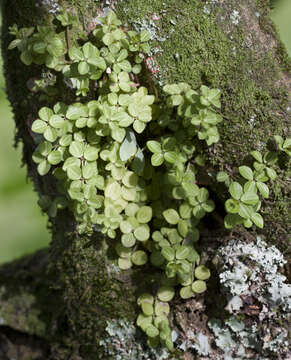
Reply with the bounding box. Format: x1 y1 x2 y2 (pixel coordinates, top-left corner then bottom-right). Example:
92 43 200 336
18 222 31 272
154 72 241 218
209 237 291 359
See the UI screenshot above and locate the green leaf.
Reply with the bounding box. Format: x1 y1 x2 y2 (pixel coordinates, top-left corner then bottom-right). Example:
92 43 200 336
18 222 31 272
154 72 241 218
224 213 243 229
119 130 137 162
66 104 88 120
132 250 148 266
37 160 51 176
180 286 194 299
78 61 90 75
147 140 161 154
134 225 150 241
194 265 210 280
192 280 207 294
164 151 179 164
39 107 53 122
241 191 259 205
151 153 164 166
32 120 47 133
69 141 84 158
136 313 153 331
140 30 151 42
251 212 264 228
132 147 145 175
133 120 146 134
47 150 62 165
256 182 269 198
229 182 243 200
161 247 175 262
146 325 159 338
176 246 190 260
44 127 57 142
163 84 181 95
157 286 175 302
49 115 64 128
67 165 82 180
118 257 132 270
163 209 180 225
239 166 253 181
216 171 229 183
141 302 154 316
69 47 84 61
266 167 277 180
136 206 152 224
84 146 98 161
121 233 136 248
225 199 240 214
250 151 262 163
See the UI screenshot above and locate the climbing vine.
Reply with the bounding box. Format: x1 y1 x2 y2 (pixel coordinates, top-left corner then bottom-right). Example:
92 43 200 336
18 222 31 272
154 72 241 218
8 9 290 351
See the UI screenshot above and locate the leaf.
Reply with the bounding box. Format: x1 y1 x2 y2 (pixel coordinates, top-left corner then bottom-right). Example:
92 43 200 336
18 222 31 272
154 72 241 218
44 127 57 142
49 115 64 128
118 257 132 270
67 165 82 180
241 191 259 205
37 160 51 176
146 325 159 338
229 182 243 200
39 107 53 122
78 61 90 75
164 151 179 164
134 225 150 241
180 286 194 299
122 171 138 188
266 167 277 180
151 153 164 167
136 206 152 224
133 120 146 133
176 246 190 260
163 84 181 95
140 30 151 42
239 166 253 181
251 212 264 228
69 47 84 61
194 265 210 280
66 104 88 120
157 286 175 302
225 199 240 214
256 182 269 198
250 151 262 163
147 140 162 154
84 146 98 161
161 247 175 261
119 130 137 162
163 209 180 225
192 280 207 294
32 120 47 133
47 150 62 165
132 250 148 265
121 233 136 248
216 171 229 183
69 141 84 158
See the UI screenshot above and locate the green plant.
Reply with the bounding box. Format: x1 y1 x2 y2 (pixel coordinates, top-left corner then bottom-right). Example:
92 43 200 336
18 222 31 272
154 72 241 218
8 9 290 352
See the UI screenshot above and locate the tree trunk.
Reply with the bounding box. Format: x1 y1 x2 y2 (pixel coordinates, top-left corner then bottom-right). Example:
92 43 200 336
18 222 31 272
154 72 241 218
1 0 290 359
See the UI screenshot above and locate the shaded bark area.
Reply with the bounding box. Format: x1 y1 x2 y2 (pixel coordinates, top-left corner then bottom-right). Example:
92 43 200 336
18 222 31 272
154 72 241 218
0 0 290 359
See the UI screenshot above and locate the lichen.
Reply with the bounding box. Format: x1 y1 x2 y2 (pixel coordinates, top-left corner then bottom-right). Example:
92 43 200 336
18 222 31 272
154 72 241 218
99 319 169 359
208 237 291 359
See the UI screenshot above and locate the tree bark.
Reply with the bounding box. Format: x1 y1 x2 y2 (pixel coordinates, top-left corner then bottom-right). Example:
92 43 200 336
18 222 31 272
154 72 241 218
1 0 290 359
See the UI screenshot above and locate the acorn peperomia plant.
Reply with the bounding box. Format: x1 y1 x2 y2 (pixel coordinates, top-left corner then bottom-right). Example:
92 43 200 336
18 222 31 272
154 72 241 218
9 10 290 352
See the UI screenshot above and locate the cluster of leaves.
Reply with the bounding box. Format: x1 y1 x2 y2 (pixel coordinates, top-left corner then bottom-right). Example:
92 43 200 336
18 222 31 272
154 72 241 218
9 10 219 350
217 146 282 229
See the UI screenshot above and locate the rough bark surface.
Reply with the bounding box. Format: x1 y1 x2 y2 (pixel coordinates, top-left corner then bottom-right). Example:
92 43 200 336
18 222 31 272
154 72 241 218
0 0 290 359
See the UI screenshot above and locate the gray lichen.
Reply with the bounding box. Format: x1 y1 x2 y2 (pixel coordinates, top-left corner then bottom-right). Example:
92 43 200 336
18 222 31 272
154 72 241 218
209 237 291 359
99 319 169 360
